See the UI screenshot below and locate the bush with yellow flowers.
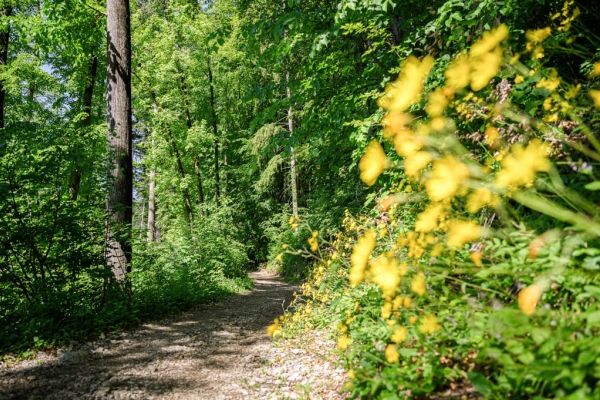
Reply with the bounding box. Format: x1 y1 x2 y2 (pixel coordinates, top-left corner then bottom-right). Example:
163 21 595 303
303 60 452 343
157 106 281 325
271 4 600 398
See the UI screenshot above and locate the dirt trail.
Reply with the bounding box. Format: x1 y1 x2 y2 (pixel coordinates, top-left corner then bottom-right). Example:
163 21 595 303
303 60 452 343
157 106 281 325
0 271 345 400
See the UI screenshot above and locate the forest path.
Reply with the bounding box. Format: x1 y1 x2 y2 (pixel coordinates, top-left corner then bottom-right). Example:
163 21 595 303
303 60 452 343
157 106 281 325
0 271 344 400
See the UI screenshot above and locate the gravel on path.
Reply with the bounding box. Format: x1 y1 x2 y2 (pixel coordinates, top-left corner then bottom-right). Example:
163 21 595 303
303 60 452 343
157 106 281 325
0 271 346 400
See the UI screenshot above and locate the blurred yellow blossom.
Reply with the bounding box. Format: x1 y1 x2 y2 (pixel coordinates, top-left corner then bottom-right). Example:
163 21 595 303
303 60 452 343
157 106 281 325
470 24 508 57
467 188 499 213
349 230 376 286
425 155 470 201
418 314 442 334
347 369 355 379
470 251 483 267
382 112 412 139
496 139 550 189
445 54 471 89
537 71 561 91
359 141 388 186
411 272 426 296
589 62 600 78
518 283 544 315
381 301 393 319
281 244 288 249
404 151 432 180
371 256 404 297
409 316 417 324
276 253 283 262
378 55 435 112
447 220 481 248
484 126 500 146
590 90 600 108
391 326 407 343
470 47 503 91
514 74 524 84
415 203 446 232
267 320 282 337
426 89 449 117
338 334 350 350
526 27 551 43
385 344 400 363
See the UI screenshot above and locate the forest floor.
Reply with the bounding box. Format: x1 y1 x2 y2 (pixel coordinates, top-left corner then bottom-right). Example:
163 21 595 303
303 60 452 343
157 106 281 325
0 271 345 400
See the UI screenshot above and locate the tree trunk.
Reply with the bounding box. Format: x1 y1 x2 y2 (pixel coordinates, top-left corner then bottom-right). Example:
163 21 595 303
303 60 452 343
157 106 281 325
206 54 220 206
286 71 299 220
150 92 194 229
69 51 98 200
0 6 11 129
147 170 156 242
105 0 133 286
175 63 205 210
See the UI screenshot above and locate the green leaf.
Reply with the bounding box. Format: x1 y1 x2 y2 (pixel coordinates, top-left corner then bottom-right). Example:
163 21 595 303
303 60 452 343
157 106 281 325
467 372 493 396
584 181 600 191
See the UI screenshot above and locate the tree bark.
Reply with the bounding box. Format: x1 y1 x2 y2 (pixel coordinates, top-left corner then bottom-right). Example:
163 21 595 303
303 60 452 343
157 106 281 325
105 0 133 285
286 71 298 220
150 92 194 228
69 51 98 200
0 6 12 129
174 62 205 210
206 54 220 206
147 172 156 242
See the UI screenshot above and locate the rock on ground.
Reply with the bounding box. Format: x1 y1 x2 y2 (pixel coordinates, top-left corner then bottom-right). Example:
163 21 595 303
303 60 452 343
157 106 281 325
0 271 346 400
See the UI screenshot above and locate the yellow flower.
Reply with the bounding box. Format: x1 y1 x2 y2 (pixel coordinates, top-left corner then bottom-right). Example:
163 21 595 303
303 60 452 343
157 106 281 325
359 141 388 186
370 256 404 297
430 243 444 257
404 151 432 180
470 251 483 267
518 283 544 316
418 314 442 334
393 130 423 157
415 203 446 232
267 321 282 337
385 344 400 363
589 62 600 78
349 230 376 286
565 84 581 99
447 220 481 248
466 188 499 213
537 73 561 91
281 244 288 249
276 253 283 262
484 126 500 146
289 216 295 225
392 296 403 310
426 89 449 117
425 155 470 201
390 326 407 343
382 112 412 139
403 297 412 308
525 27 551 43
445 53 471 89
291 223 298 229
338 334 350 350
590 90 600 108
409 316 417 324
347 369 355 379
495 139 551 189
381 301 393 319
308 237 318 252
378 55 435 112
411 272 426 296
470 47 503 91
514 74 524 84
470 24 509 57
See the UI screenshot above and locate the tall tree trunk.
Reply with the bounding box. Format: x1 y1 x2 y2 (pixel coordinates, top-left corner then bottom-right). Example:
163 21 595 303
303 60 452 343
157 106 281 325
69 51 98 200
150 92 194 229
175 62 205 210
105 0 133 285
286 71 299 220
206 54 220 206
0 6 11 129
147 171 156 242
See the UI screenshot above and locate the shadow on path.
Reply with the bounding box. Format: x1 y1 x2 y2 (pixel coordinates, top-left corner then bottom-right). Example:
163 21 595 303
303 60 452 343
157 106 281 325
0 271 297 400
